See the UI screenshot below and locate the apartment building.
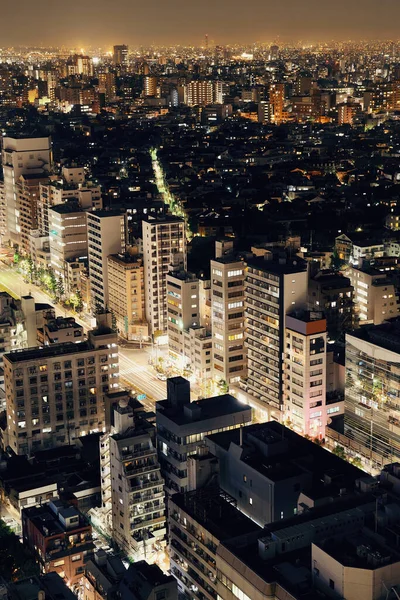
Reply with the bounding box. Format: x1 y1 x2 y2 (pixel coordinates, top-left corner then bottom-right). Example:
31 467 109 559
1 135 52 245
245 253 308 413
49 202 88 280
349 264 400 324
3 317 118 455
211 241 247 384
309 270 354 340
107 252 148 341
17 173 50 255
38 166 102 237
101 395 166 562
22 498 94 586
167 267 200 366
283 311 327 439
142 216 186 336
156 377 252 495
344 321 400 467
87 211 126 311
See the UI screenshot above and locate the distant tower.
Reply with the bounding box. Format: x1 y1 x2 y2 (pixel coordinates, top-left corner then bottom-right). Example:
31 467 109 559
205 34 209 50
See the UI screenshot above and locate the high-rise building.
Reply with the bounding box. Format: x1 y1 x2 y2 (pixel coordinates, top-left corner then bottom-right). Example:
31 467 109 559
167 266 200 366
143 76 158 97
66 55 93 77
348 264 400 325
245 253 308 413
98 72 116 102
3 316 119 455
283 311 327 439
2 135 52 246
142 216 186 336
344 322 400 467
107 251 148 341
49 202 88 280
38 166 102 238
156 377 252 495
269 83 285 124
309 270 355 340
183 81 223 106
210 241 247 384
87 211 126 311
113 45 128 66
101 393 166 562
16 173 50 255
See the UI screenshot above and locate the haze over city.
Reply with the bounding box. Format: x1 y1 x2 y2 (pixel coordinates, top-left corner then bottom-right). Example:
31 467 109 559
1 0 400 46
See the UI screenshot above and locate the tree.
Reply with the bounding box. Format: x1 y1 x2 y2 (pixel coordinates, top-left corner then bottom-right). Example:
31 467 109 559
330 248 345 272
0 519 39 581
56 277 65 302
47 268 57 297
26 256 34 283
333 444 347 460
351 456 363 469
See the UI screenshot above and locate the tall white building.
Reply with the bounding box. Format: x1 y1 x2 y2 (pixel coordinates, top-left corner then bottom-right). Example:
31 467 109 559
167 267 200 366
245 254 308 413
1 136 52 245
101 393 166 562
49 202 88 280
142 216 186 336
211 241 247 384
87 211 126 312
283 311 327 440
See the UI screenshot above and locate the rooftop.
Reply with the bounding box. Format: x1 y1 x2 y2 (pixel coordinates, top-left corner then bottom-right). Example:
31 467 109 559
4 340 92 363
50 201 82 215
247 255 307 275
157 393 250 427
347 319 400 354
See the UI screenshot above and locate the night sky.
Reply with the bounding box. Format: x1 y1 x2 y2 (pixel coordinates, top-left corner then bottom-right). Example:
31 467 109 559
1 0 400 47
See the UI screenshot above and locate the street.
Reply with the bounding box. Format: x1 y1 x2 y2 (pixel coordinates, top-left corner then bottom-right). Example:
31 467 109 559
0 262 168 405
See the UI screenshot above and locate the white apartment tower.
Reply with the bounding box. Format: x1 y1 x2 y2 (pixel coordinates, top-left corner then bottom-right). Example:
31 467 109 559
245 254 308 413
101 394 166 562
49 202 88 279
211 241 247 384
142 216 186 336
283 311 327 439
167 267 200 366
1 136 52 245
87 211 126 312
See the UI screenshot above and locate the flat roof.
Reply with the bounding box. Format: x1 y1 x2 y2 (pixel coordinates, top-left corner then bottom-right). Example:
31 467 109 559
156 394 250 426
347 320 400 354
247 256 307 275
4 341 92 363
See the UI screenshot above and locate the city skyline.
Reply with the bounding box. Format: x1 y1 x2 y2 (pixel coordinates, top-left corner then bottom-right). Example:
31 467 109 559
1 0 400 47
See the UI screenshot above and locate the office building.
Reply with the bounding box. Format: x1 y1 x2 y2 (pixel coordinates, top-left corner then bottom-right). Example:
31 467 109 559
3 316 118 455
87 211 126 311
211 240 247 384
349 264 400 325
100 394 166 562
2 135 52 245
22 498 94 586
245 253 308 412
107 252 148 341
156 377 252 494
344 321 400 467
142 216 186 336
283 311 327 439
49 202 88 280
66 54 93 77
167 266 200 366
258 100 273 123
113 45 128 66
